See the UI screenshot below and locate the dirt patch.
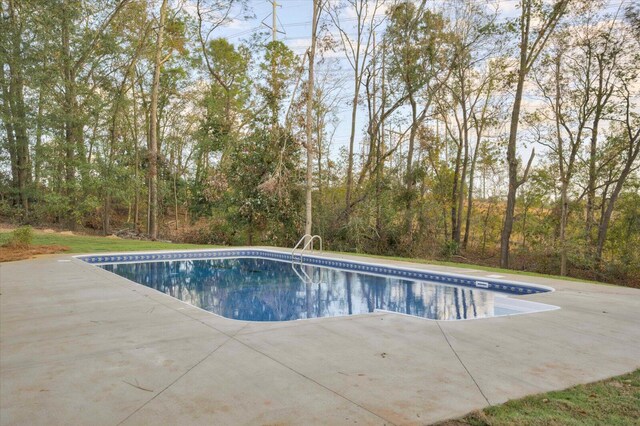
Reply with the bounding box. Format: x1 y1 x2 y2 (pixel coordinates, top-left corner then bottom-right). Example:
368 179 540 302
0 245 71 262
0 223 17 232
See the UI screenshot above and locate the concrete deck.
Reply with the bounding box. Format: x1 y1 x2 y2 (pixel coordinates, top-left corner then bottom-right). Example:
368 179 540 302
1 250 639 425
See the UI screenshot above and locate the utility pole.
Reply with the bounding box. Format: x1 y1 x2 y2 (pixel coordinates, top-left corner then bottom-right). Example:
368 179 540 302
264 1 281 133
271 0 277 42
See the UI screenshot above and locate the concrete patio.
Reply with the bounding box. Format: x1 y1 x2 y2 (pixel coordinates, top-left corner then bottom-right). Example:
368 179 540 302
1 250 639 425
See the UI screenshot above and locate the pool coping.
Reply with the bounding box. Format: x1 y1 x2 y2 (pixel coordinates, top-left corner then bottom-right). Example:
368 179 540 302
74 248 557 296
74 248 559 322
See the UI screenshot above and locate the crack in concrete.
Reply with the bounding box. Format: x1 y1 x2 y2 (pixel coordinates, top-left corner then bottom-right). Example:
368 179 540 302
436 320 491 406
116 322 249 425
76 259 475 423
231 336 396 425
120 292 395 425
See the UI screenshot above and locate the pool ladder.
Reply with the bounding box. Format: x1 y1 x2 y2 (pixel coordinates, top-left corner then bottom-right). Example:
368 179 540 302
291 234 323 285
291 234 323 265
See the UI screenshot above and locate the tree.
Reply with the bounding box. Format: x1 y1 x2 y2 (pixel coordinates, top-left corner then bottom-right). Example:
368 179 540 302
1 0 637 287
60 0 131 229
533 31 595 275
595 80 640 263
328 0 386 221
435 0 503 251
102 11 152 235
499 0 569 268
195 0 249 161
148 0 168 239
385 0 449 237
582 12 628 255
0 0 30 212
197 38 250 173
463 66 504 250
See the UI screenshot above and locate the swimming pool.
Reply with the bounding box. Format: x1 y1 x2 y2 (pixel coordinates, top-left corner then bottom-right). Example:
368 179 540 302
79 249 558 322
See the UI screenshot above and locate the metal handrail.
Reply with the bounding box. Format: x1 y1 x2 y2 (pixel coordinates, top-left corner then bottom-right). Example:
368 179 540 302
292 234 312 254
291 262 316 284
291 234 323 264
302 235 323 253
291 234 324 285
291 234 311 264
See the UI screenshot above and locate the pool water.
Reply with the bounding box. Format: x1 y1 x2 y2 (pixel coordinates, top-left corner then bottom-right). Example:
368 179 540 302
100 257 556 321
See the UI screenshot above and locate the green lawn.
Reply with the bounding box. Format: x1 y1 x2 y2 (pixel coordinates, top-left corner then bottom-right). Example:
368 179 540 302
0 230 606 285
328 250 608 286
441 369 640 426
0 231 214 253
3 230 637 424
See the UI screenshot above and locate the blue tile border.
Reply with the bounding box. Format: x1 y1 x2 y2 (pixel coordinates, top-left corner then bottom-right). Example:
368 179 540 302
76 249 552 296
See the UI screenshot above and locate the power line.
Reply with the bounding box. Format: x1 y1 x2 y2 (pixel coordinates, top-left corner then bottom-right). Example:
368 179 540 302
226 0 632 40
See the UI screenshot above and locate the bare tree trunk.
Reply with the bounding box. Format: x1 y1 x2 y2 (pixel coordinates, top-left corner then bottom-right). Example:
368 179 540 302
0 52 18 197
462 76 493 250
342 4 363 222
521 202 529 250
174 171 179 231
597 178 630 262
304 0 319 242
585 111 599 248
404 92 418 235
481 203 492 255
499 0 568 268
462 134 481 249
500 48 527 269
442 206 448 242
559 183 569 275
554 54 568 276
132 76 140 229
6 0 30 212
62 0 78 229
148 0 168 240
375 38 386 246
345 76 359 221
104 71 128 235
106 22 147 235
329 0 384 222
455 94 469 249
103 196 111 235
34 80 44 185
595 116 640 262
450 122 462 243
585 52 613 252
316 113 324 235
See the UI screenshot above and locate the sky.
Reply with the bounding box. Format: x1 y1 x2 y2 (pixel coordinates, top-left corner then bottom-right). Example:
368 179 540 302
213 0 371 154
205 0 633 159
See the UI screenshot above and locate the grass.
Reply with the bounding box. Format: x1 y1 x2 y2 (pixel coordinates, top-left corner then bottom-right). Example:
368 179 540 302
2 230 637 424
0 230 608 285
0 231 213 254
328 250 609 286
440 369 640 426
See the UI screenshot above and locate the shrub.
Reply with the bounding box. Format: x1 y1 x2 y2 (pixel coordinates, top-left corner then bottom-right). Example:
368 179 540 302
176 219 234 245
7 226 34 249
440 240 459 259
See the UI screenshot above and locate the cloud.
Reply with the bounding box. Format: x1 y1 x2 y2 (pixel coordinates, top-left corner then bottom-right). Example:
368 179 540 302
497 0 519 17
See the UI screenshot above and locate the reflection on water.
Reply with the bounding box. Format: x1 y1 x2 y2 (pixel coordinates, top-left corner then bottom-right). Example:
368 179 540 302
101 258 497 321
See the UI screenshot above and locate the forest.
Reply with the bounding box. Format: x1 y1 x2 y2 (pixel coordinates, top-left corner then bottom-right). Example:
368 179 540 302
1 0 639 286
